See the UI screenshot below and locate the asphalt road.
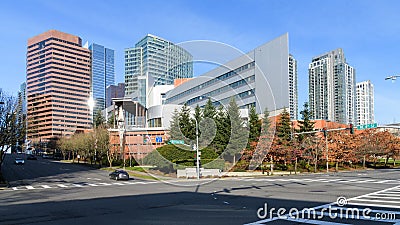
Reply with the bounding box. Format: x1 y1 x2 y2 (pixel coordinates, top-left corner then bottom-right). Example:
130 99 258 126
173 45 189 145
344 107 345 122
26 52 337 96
1 153 400 225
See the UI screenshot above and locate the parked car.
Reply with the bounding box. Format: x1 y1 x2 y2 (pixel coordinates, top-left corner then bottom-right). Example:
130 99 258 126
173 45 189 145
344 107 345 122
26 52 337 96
27 154 37 160
42 153 53 159
15 158 25 165
109 170 130 181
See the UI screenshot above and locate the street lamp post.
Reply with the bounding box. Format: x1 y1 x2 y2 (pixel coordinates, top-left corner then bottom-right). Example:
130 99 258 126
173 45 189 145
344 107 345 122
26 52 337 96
385 75 400 81
195 118 200 180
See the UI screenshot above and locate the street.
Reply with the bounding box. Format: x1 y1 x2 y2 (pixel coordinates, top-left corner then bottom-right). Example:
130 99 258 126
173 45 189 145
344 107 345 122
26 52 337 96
1 153 399 225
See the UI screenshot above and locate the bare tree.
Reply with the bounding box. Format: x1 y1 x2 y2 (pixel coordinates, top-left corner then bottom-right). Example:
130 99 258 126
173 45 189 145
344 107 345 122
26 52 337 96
0 91 24 169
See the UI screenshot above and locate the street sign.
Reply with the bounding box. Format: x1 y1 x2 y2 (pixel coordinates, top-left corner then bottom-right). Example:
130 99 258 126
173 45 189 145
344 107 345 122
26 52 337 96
169 140 184 145
155 136 162 143
357 123 377 130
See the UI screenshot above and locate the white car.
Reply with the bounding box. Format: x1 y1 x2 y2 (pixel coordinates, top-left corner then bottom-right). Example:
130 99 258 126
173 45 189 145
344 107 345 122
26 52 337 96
15 158 25 165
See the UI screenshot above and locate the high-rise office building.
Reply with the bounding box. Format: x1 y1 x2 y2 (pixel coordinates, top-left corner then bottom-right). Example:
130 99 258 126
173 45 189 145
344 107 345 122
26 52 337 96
16 82 27 126
289 54 298 120
106 83 125 108
309 48 356 125
356 80 374 125
88 43 115 114
124 34 193 107
26 30 91 142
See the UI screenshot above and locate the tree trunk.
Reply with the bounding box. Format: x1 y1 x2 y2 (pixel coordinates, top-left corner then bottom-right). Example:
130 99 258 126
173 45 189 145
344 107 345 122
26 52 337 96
363 155 366 169
270 156 274 175
335 161 338 172
295 158 298 174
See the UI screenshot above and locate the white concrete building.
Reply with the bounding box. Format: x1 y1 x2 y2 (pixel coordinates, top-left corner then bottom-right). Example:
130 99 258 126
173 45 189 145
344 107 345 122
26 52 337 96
356 80 374 125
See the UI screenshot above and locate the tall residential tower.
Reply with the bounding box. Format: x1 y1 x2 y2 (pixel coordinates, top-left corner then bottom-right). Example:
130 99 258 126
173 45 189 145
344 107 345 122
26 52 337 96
356 80 374 125
124 34 193 107
26 30 91 142
308 48 356 125
289 54 298 120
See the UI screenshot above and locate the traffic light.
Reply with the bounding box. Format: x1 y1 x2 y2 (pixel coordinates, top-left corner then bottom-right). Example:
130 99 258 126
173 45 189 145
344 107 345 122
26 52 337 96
322 127 327 138
349 123 354 134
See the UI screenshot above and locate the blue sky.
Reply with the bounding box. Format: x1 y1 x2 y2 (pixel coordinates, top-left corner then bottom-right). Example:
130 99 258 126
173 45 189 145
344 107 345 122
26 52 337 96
1 0 400 124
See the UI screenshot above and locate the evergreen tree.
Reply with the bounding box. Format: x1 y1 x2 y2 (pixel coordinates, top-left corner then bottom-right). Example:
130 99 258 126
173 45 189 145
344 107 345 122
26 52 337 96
203 98 216 119
248 107 275 170
248 105 261 148
297 102 315 139
107 111 116 128
200 99 217 148
261 107 272 136
94 110 105 128
193 104 202 144
194 105 202 125
213 105 230 154
168 109 184 141
224 98 248 163
276 108 292 142
179 104 195 141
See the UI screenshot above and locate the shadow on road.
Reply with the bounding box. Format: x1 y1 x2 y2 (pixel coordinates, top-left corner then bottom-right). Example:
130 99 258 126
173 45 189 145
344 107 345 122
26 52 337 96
1 153 103 184
0 191 328 225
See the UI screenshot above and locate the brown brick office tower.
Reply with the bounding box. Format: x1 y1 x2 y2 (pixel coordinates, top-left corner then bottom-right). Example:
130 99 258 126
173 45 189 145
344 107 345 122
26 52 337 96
26 30 91 143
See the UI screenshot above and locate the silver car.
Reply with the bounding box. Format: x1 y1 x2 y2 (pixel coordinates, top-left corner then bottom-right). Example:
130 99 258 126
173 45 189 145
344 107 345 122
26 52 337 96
15 158 25 165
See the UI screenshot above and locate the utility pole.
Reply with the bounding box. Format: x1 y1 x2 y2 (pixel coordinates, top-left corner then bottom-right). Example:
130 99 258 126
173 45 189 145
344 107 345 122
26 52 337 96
325 130 328 173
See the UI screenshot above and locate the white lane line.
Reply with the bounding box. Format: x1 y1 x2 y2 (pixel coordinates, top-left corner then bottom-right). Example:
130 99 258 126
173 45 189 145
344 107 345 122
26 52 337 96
41 185 53 189
72 184 85 187
284 216 351 225
146 181 158 184
349 198 400 205
112 182 126 185
375 180 396 183
132 182 147 184
120 181 134 185
356 179 375 183
87 183 99 187
12 187 19 191
57 184 69 188
97 183 112 186
26 186 35 190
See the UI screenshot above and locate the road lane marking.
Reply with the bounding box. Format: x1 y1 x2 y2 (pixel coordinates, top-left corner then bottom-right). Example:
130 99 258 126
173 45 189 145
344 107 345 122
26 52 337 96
26 186 35 189
97 183 112 186
41 185 52 189
57 184 68 188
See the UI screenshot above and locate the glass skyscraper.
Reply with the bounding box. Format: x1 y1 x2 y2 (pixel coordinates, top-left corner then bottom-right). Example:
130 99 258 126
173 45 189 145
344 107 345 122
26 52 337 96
125 34 193 107
89 43 115 115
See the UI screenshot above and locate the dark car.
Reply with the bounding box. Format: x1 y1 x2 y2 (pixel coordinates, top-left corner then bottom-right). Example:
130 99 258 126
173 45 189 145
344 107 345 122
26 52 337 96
15 158 25 165
27 154 37 160
109 170 130 181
